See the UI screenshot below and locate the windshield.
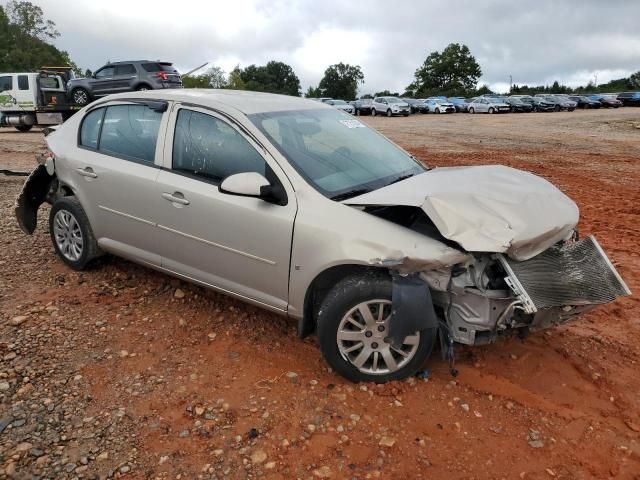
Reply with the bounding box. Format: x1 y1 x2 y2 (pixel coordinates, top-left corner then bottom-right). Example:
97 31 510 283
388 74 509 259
332 100 347 105
385 97 402 104
249 109 425 199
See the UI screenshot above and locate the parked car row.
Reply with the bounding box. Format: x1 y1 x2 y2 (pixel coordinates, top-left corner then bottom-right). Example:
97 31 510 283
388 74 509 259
338 92 636 117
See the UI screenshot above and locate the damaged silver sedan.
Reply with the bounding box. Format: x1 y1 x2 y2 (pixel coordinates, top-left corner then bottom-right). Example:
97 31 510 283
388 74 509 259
15 90 630 382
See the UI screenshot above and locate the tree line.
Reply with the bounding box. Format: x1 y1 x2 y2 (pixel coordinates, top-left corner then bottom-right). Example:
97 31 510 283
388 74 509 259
2 2 639 100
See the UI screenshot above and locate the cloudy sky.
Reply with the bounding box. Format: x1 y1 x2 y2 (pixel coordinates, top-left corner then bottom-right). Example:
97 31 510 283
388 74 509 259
26 0 640 95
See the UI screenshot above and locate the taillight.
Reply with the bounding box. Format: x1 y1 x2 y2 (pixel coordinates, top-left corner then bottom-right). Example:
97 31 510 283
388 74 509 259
156 72 168 81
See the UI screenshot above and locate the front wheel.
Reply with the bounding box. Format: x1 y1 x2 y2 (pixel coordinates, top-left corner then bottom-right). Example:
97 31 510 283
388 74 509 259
469 107 475 114
72 88 90 106
49 197 102 271
317 273 436 383
386 109 392 117
371 108 377 117
488 107 495 114
435 108 440 114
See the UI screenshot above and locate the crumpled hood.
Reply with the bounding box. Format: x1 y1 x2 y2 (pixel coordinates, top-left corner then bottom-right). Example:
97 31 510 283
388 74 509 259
344 165 579 261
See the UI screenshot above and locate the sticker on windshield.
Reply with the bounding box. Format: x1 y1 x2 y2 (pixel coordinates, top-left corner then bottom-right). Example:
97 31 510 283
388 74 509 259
339 119 365 129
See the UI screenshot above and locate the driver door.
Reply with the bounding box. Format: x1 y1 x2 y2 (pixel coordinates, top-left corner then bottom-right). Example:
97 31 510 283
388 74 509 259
153 105 297 312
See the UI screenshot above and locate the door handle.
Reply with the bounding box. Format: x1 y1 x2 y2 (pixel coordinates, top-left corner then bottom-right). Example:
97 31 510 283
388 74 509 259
162 192 190 206
76 167 98 178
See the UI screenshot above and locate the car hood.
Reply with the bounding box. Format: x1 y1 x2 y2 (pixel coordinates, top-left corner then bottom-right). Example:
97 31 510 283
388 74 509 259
343 165 579 261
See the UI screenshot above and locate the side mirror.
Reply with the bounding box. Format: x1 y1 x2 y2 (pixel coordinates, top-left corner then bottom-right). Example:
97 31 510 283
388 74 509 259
220 172 269 196
219 172 287 205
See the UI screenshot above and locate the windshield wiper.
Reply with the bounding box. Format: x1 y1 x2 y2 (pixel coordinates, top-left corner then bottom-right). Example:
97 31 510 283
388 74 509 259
387 173 415 186
331 188 371 201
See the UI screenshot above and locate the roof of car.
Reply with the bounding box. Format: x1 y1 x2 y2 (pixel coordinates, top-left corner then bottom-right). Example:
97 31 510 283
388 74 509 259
99 89 331 115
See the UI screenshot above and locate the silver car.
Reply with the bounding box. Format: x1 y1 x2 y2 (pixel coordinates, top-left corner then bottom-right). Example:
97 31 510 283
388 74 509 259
16 90 630 382
371 96 410 117
325 99 355 114
468 97 511 114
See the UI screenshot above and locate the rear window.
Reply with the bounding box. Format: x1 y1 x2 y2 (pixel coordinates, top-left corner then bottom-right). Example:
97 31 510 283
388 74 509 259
115 64 136 75
79 104 162 164
142 63 175 73
80 108 105 149
18 75 29 90
99 105 162 163
0 76 13 91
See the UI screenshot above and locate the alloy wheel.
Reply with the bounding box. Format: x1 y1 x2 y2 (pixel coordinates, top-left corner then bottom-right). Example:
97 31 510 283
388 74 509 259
336 300 420 375
53 210 84 262
73 89 88 105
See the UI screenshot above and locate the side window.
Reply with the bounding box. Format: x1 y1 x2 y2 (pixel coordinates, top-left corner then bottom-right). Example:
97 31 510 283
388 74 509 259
99 105 162 163
80 108 105 149
18 75 29 90
172 109 266 183
95 67 114 78
115 64 136 75
0 76 13 91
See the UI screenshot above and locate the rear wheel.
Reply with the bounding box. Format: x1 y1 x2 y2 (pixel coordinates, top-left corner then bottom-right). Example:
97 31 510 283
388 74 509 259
15 125 33 132
317 273 437 383
49 197 101 271
136 84 151 91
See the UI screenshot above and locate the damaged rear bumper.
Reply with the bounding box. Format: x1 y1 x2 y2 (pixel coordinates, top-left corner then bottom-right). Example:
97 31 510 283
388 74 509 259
15 162 56 235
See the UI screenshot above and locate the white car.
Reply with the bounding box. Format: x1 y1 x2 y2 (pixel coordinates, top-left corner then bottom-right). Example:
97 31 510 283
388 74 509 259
371 96 410 117
424 98 456 114
325 99 355 114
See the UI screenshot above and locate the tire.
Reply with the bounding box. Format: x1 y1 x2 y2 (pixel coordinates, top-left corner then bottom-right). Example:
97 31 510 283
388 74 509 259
72 88 90 106
554 105 560 112
49 197 101 271
136 84 151 91
15 125 33 132
488 107 495 114
356 109 361 116
371 108 377 117
386 109 392 117
469 107 475 114
403 113 409 117
316 272 437 383
435 108 440 114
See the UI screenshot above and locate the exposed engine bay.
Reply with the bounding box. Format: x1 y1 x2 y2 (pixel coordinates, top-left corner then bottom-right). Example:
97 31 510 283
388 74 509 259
364 205 630 346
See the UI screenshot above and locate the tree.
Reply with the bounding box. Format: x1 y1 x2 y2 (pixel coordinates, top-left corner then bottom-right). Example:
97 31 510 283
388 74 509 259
0 2 79 73
409 43 481 97
305 85 322 98
238 61 301 96
6 0 58 40
318 63 364 100
474 84 493 96
374 90 400 97
226 66 246 90
182 66 227 89
630 71 640 89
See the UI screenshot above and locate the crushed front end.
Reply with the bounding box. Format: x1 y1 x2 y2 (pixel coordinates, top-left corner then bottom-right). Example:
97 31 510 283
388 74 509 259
423 235 631 346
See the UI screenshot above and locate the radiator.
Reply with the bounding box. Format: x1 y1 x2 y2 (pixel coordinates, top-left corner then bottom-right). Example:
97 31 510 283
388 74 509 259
497 236 631 314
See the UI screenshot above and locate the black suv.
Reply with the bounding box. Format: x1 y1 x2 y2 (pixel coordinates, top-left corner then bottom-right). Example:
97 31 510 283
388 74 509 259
67 60 182 106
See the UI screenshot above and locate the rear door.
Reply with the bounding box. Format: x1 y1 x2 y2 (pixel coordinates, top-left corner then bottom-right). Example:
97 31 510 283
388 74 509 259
91 66 115 96
153 105 297 311
112 64 137 93
65 101 168 265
